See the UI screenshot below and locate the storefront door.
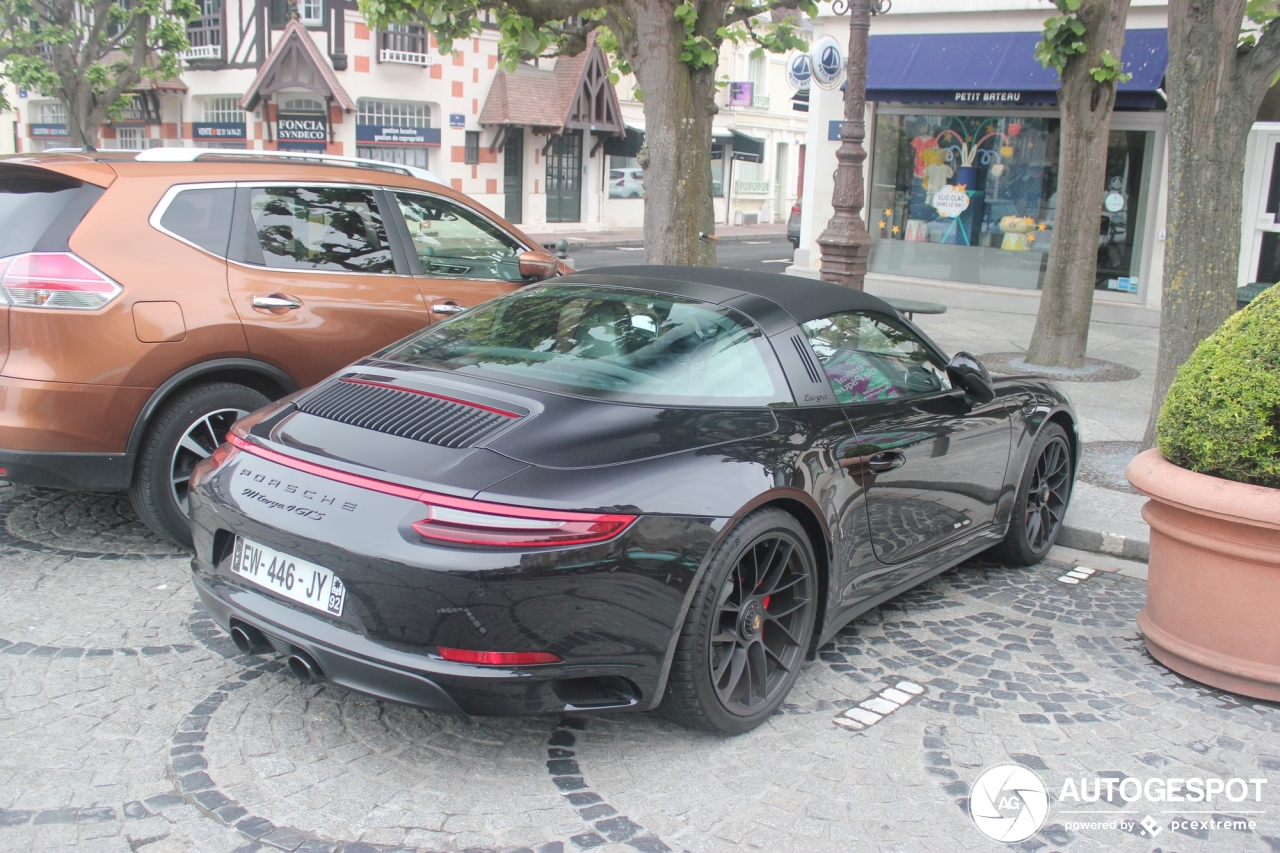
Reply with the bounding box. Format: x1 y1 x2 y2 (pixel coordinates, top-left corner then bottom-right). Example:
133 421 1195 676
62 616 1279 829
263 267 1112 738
504 128 523 224
546 130 582 223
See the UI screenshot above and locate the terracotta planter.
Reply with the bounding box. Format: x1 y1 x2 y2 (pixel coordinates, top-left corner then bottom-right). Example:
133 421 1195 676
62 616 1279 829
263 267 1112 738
1126 449 1280 701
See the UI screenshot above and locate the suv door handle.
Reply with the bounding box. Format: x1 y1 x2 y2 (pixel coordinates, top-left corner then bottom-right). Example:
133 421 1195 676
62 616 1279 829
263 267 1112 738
432 301 467 315
867 451 907 472
252 295 302 310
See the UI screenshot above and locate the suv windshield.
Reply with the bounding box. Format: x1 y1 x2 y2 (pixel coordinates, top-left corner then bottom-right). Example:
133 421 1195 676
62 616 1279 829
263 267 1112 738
383 285 789 406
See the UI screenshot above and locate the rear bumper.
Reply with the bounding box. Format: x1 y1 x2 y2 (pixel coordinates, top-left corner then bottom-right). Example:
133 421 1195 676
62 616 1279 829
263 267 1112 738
0 448 132 489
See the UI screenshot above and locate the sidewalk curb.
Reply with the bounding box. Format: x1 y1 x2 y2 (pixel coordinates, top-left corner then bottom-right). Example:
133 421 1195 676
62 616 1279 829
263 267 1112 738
1057 524 1149 563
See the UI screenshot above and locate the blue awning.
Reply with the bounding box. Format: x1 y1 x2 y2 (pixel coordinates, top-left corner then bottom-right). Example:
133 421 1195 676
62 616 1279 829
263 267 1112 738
866 29 1167 110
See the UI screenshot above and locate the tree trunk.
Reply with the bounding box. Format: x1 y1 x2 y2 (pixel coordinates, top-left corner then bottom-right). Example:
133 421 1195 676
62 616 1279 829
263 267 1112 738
1025 0 1130 368
1141 0 1280 447
619 0 718 266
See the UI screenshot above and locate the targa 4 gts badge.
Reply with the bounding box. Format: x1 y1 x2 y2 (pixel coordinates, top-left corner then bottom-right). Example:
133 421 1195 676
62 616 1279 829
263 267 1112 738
235 465 359 521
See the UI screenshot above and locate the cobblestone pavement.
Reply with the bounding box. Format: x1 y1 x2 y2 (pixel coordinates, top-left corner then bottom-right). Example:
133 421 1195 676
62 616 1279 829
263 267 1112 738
1 485 1278 853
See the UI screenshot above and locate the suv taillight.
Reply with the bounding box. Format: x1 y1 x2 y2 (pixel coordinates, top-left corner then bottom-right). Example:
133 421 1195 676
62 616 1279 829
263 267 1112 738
0 252 122 310
791 202 802 216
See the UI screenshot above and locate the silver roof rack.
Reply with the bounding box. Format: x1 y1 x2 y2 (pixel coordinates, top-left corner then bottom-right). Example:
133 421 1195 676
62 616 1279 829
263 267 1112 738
134 148 444 185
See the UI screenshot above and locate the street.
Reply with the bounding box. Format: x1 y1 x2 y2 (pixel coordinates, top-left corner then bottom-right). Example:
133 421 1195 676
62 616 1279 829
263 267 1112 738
569 238 797 274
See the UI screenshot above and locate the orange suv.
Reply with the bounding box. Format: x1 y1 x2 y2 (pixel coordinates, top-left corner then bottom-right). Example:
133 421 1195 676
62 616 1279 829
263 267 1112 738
0 149 567 545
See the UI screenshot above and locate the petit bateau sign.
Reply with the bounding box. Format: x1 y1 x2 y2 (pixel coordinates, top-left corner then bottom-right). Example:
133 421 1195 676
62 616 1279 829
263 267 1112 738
954 91 1024 103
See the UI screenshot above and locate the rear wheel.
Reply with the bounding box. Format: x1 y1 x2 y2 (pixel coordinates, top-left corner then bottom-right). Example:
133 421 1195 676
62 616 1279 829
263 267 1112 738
660 509 818 733
993 422 1074 565
130 382 268 547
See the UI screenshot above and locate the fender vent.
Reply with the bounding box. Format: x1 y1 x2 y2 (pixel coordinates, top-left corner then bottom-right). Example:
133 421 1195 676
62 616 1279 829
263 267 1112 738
298 378 518 449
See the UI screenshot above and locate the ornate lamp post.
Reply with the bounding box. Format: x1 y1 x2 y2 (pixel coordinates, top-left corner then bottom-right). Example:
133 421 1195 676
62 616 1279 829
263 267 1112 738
817 0 890 291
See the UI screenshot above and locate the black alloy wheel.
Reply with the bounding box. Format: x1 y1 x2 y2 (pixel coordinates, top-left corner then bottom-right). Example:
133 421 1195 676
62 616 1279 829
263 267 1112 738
661 508 818 733
994 422 1074 565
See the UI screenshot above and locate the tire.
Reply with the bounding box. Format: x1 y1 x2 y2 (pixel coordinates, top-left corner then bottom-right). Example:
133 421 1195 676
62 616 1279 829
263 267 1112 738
660 508 819 734
992 422 1074 566
129 382 268 547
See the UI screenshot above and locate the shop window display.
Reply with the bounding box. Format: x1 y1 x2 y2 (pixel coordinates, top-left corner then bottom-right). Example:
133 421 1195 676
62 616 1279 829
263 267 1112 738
868 113 1152 294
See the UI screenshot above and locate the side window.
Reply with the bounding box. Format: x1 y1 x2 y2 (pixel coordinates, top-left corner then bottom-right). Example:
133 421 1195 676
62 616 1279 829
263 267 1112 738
801 311 951 403
248 186 395 273
159 187 234 257
393 191 524 281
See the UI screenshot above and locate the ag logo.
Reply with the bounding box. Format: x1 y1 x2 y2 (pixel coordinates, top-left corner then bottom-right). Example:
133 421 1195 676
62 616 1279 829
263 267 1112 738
969 764 1050 843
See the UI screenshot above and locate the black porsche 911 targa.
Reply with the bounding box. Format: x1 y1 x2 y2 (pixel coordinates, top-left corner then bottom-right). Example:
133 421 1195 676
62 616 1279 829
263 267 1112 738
189 267 1078 733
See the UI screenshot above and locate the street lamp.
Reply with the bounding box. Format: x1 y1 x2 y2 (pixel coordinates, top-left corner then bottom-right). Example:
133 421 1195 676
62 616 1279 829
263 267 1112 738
817 0 890 291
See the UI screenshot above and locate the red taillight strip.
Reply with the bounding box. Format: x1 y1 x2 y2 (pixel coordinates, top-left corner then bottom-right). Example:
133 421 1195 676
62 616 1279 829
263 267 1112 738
339 378 520 418
437 647 562 666
226 433 636 530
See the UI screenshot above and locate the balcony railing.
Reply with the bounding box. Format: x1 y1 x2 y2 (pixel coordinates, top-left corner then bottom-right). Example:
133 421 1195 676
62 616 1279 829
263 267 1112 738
185 15 221 61
380 26 432 65
735 179 770 195
751 93 770 109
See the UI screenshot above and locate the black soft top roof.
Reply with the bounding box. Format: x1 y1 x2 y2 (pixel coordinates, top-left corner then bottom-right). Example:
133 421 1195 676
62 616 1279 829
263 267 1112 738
556 265 896 326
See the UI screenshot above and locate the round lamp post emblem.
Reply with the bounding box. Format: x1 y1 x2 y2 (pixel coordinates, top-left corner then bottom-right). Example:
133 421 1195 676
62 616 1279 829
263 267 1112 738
969 764 1050 843
786 51 812 92
810 35 845 89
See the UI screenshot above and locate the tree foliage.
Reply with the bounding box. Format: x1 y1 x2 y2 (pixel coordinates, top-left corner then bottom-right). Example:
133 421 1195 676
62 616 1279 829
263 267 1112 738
0 0 197 147
360 0 813 76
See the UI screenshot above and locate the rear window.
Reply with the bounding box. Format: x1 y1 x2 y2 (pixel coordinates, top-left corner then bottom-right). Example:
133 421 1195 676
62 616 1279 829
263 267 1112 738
0 165 104 257
382 285 790 407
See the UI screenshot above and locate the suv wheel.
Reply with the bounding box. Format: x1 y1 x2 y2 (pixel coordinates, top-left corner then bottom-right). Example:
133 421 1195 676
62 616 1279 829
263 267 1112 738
130 383 268 546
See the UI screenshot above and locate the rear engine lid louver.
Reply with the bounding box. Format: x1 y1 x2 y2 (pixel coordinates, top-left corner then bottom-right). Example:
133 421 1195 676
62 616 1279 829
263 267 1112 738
297 376 523 449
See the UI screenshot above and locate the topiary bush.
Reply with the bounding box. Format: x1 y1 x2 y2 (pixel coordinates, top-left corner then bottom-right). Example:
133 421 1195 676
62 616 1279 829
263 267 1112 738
1157 283 1280 488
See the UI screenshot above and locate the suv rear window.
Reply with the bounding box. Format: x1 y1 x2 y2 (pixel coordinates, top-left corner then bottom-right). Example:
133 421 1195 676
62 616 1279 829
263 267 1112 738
382 285 789 407
159 187 234 256
0 165 105 257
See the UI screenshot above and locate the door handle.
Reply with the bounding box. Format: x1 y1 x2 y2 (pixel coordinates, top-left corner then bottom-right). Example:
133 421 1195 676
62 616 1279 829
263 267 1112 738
432 301 467 315
252 295 302 310
867 451 906 472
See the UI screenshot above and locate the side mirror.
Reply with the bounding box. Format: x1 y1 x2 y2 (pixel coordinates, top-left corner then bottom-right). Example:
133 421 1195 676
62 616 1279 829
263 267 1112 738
946 351 995 404
518 250 560 281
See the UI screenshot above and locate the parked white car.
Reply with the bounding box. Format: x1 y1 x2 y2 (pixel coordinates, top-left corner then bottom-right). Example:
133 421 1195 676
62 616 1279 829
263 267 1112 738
609 168 645 198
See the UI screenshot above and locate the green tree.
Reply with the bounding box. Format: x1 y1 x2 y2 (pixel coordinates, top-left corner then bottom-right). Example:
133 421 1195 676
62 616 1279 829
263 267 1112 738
1142 0 1280 447
359 0 813 265
1024 0 1132 368
0 0 197 149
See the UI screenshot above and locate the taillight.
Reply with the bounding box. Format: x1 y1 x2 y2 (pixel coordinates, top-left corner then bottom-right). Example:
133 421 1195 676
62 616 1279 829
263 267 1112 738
190 443 239 489
437 647 562 666
0 252 122 310
791 202 802 215
227 434 638 548
412 501 635 548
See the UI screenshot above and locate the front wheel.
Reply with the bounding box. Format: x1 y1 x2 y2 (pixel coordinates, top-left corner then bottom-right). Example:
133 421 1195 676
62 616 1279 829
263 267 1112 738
660 509 818 733
993 422 1074 565
130 382 269 547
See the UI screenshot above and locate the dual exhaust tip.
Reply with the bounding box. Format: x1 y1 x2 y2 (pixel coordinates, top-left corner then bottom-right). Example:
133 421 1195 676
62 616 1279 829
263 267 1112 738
230 623 324 685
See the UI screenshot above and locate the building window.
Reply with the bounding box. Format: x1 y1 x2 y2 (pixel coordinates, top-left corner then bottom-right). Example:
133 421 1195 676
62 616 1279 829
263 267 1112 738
868 112 1153 294
358 99 430 128
281 97 325 113
203 96 244 124
464 131 480 165
358 146 429 169
113 126 146 149
38 102 66 124
185 0 221 59
748 54 767 95
299 0 323 26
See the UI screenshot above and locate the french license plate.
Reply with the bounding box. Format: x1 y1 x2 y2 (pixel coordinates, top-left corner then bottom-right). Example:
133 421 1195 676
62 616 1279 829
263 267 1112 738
230 536 346 617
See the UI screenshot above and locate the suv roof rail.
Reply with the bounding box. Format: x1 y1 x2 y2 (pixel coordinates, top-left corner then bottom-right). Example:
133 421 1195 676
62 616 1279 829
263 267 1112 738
134 148 444 185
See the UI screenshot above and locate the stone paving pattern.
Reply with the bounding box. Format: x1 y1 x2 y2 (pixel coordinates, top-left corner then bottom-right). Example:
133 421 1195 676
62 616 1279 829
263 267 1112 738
1 478 1278 852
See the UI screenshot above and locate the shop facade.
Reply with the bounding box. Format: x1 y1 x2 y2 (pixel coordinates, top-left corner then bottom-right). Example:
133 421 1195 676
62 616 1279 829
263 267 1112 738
790 0 1172 321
